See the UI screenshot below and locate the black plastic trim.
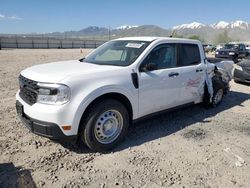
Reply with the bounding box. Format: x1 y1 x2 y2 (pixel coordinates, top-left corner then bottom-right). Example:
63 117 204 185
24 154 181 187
131 72 139 89
16 100 77 141
19 75 38 105
133 102 194 123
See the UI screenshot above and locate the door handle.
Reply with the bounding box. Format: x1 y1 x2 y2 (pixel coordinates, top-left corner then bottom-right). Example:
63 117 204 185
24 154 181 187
196 69 203 72
168 72 179 77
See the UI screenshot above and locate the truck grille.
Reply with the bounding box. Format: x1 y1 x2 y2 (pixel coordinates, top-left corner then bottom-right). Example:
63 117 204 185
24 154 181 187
19 75 39 105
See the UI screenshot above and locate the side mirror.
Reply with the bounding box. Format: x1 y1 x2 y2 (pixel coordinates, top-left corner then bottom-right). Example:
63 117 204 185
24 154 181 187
79 57 85 62
141 63 157 72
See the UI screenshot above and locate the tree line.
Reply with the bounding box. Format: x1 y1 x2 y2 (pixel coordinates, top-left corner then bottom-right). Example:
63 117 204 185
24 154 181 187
172 30 232 44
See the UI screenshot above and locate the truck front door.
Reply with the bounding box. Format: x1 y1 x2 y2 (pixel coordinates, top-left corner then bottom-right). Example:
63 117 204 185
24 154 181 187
138 43 181 117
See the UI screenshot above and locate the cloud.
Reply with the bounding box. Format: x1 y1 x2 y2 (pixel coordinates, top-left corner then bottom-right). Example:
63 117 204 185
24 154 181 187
8 16 22 20
0 13 22 20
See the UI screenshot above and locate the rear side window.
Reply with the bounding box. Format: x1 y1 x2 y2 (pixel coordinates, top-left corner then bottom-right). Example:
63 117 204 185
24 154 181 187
178 44 201 66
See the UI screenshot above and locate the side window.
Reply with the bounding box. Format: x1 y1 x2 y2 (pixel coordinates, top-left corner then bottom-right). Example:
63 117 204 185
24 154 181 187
178 44 201 66
239 44 245 51
238 44 242 51
140 44 176 71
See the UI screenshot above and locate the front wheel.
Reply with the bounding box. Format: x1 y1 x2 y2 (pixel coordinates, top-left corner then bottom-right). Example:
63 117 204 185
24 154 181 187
79 99 129 152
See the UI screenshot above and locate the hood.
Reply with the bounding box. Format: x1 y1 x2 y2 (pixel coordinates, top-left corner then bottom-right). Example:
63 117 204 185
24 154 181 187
21 60 123 83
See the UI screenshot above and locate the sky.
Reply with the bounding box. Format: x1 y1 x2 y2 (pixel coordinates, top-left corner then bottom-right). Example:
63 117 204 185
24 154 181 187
1 0 250 34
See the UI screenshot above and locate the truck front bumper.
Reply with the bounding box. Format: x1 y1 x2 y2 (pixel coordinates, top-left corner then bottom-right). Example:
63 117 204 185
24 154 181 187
215 54 234 59
16 91 78 141
16 100 76 141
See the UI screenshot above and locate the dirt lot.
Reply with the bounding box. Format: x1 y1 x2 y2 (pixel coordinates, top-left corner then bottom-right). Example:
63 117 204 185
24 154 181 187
0 49 250 188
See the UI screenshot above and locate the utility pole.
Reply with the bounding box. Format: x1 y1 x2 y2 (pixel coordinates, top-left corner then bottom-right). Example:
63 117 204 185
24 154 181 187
108 26 111 41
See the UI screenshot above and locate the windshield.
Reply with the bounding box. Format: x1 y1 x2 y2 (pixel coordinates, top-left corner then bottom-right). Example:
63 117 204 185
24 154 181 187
82 40 150 66
224 44 238 50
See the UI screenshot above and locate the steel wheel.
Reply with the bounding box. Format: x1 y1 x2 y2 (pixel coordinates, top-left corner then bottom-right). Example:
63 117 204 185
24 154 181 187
213 88 223 105
80 99 129 152
94 110 123 144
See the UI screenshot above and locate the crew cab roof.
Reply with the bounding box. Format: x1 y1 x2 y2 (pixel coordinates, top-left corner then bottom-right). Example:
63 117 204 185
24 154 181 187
114 36 200 43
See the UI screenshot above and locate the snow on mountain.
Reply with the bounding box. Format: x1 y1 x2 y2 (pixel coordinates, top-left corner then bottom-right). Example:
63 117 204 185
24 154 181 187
211 20 249 29
229 20 249 29
173 20 250 30
116 25 139 30
211 21 229 29
173 22 207 30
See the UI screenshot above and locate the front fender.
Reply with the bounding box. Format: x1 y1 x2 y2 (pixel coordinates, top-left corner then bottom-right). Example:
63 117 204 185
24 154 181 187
71 85 138 134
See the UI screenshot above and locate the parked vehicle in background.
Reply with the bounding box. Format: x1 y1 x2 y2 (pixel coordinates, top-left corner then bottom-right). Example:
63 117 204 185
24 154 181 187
215 43 249 62
215 43 225 51
246 45 250 53
203 44 215 53
233 55 250 83
16 37 232 151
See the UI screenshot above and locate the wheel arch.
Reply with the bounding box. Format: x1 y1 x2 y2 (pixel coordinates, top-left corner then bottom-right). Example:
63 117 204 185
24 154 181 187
77 92 133 135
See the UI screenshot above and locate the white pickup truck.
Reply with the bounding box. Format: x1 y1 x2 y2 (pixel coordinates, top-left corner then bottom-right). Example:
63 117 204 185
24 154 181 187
16 37 232 151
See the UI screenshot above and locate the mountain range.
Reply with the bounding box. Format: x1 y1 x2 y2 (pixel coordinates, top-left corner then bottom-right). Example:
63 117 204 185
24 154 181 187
40 20 250 43
173 20 250 30
47 25 170 39
172 20 250 43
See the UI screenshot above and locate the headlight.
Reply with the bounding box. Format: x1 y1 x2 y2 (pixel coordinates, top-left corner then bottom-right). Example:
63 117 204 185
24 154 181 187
215 51 219 54
234 64 243 71
229 52 235 55
37 83 70 105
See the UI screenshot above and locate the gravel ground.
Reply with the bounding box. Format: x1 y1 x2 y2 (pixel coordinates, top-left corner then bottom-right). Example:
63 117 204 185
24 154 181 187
0 49 250 188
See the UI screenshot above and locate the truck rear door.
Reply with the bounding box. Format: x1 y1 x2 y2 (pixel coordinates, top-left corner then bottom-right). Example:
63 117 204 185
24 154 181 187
177 43 206 104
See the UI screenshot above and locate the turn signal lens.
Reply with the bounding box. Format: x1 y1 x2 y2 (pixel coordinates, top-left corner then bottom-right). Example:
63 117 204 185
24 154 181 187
62 125 71 131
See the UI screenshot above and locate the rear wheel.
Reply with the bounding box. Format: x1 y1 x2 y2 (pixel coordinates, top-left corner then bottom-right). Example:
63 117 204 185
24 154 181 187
211 87 224 107
79 99 129 152
203 77 225 107
211 77 225 107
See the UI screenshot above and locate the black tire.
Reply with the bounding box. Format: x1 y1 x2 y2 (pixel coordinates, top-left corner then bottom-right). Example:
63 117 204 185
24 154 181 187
203 77 225 108
79 99 129 152
202 83 211 107
234 79 240 84
233 55 239 63
211 78 225 107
